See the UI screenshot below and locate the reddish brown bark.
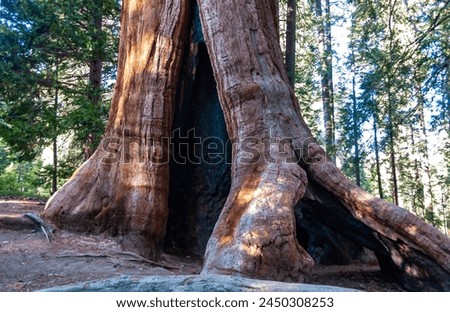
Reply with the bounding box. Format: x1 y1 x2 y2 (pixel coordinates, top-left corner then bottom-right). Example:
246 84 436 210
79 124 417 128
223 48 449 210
198 0 314 282
197 0 450 289
43 0 190 259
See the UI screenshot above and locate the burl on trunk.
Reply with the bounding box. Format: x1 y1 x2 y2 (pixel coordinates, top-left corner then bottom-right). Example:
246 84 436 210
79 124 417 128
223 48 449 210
43 0 450 291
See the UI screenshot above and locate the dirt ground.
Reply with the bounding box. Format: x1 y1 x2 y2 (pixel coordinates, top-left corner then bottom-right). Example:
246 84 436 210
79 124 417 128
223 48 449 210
0 198 404 292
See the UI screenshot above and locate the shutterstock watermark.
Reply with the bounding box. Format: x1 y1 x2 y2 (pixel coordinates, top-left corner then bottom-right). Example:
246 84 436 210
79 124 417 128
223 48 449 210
100 128 325 165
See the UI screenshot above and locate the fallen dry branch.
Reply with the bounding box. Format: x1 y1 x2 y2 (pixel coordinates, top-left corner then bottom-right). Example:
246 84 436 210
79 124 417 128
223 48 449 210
116 251 181 270
40 225 50 242
55 252 180 270
24 213 55 242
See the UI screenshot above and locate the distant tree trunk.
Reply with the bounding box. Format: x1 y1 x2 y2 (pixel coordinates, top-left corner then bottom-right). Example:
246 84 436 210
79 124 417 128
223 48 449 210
52 123 57 194
52 60 59 195
314 0 335 162
84 7 104 160
373 103 384 199
387 0 399 206
43 0 450 290
285 0 296 88
417 88 436 225
388 112 399 206
350 49 361 186
387 85 399 206
409 123 423 217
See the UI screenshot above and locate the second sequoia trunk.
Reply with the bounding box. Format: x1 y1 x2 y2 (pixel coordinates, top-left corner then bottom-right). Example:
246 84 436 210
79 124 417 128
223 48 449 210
198 0 314 281
197 0 450 290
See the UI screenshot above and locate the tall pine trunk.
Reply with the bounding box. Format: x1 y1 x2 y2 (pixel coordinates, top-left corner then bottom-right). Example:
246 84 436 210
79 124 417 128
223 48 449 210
285 0 296 88
350 48 361 186
387 105 399 205
417 88 436 225
84 7 104 160
314 0 335 162
52 60 59 195
387 0 399 206
373 101 384 199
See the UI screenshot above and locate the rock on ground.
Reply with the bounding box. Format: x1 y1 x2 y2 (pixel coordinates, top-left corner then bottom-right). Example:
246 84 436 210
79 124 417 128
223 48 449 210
39 274 359 292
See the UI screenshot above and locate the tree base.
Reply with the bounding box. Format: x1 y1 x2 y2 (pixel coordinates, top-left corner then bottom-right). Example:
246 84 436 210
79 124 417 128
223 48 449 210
42 153 169 260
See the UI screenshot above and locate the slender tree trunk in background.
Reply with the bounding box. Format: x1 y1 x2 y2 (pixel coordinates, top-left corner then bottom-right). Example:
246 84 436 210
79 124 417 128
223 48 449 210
285 0 296 88
443 67 450 235
314 0 335 162
388 110 399 206
84 8 104 160
52 61 59 195
43 0 450 290
387 0 399 206
52 123 58 194
373 105 383 199
409 123 423 217
350 49 361 186
443 194 449 236
324 0 334 157
417 89 436 225
43 0 191 259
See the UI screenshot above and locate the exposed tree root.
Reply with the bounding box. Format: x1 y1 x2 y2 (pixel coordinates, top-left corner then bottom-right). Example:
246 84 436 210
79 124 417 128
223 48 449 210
300 180 450 291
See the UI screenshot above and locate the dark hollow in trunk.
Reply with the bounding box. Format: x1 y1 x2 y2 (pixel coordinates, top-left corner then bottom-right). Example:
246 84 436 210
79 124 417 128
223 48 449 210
166 12 231 255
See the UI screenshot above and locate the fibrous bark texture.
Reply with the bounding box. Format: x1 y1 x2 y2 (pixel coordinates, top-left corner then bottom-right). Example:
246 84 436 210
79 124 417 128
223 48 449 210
198 0 314 282
197 0 450 290
43 0 190 259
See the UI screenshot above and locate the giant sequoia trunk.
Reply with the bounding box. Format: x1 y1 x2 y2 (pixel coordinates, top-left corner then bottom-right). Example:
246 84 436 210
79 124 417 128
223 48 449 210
43 0 450 291
43 0 190 258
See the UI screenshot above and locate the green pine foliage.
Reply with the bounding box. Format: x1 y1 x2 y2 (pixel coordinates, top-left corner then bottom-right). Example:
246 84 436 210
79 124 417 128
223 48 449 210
0 0 119 197
338 0 450 233
282 0 449 233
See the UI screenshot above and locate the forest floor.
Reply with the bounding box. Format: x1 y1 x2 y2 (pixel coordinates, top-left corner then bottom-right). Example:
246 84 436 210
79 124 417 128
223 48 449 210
0 198 404 292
